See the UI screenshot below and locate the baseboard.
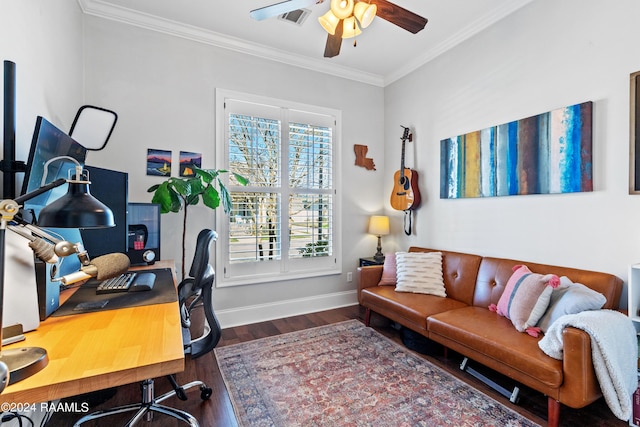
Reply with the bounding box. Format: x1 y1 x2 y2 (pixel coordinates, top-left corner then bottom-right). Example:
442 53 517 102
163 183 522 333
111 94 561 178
216 290 358 328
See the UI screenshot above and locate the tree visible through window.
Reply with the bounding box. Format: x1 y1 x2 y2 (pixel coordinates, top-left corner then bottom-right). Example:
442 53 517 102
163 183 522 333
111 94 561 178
217 92 340 286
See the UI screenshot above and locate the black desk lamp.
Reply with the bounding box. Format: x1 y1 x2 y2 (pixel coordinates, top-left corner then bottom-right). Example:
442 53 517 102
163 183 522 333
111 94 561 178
0 165 114 391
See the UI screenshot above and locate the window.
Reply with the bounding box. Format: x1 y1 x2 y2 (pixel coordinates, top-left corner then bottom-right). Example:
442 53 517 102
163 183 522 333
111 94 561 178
216 90 341 286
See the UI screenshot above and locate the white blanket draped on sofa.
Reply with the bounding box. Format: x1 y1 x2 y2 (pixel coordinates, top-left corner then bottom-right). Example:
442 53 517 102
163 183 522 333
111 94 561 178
538 309 638 421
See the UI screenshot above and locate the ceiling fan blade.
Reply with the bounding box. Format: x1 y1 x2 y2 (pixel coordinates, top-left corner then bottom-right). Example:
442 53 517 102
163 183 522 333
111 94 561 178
369 0 428 34
250 0 318 21
324 20 344 58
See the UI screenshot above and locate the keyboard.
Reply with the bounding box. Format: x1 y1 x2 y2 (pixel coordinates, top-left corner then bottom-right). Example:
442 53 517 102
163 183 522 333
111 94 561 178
96 272 137 294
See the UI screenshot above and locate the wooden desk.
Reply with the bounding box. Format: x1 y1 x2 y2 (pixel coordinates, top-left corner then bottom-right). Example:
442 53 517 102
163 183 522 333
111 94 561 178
0 260 184 404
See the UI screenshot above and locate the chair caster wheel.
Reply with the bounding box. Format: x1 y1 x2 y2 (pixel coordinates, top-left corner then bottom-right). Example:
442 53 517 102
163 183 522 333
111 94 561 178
200 385 212 400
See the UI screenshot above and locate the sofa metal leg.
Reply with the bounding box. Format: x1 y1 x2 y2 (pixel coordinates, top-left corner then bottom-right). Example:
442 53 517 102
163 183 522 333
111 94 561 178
547 397 560 427
364 308 371 326
460 357 520 404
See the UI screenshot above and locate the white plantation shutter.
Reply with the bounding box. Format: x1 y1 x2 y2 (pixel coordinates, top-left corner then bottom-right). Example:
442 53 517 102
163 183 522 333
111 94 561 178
216 91 341 286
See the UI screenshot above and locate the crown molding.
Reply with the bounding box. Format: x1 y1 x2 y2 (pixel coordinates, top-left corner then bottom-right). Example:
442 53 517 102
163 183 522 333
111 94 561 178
79 0 534 88
384 0 535 86
78 0 385 87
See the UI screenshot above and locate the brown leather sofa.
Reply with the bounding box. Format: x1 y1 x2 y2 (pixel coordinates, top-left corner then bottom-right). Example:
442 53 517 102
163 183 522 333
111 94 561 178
357 247 623 427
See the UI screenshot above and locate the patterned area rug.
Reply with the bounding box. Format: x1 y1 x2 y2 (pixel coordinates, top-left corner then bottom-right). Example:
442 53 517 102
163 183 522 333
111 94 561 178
215 320 540 427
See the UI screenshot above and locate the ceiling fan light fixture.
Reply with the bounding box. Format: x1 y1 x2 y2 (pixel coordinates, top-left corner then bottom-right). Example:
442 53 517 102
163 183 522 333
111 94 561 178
330 0 354 20
354 2 376 28
318 10 340 35
341 16 361 39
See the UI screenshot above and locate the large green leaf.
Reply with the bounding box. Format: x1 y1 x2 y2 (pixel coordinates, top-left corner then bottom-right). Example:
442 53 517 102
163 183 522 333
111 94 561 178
194 168 210 184
218 180 233 214
151 181 182 213
186 193 200 206
170 178 192 197
233 172 249 186
202 185 221 210
188 178 205 195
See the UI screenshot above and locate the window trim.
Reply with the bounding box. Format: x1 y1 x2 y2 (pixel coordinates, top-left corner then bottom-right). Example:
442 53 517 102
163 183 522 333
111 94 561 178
215 89 342 287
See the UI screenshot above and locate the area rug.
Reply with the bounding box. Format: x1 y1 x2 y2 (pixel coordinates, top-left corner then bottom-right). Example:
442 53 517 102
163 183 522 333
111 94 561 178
215 320 540 427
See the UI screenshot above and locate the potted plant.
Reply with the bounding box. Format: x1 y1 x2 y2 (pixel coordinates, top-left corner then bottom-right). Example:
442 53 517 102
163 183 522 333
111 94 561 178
148 166 247 279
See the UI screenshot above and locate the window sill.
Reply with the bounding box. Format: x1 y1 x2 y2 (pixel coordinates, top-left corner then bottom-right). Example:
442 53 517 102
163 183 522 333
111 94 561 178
216 267 342 288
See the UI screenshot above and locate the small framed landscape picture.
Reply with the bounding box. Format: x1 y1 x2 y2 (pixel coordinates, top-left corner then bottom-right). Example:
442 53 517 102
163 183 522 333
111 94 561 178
179 151 202 177
147 149 172 176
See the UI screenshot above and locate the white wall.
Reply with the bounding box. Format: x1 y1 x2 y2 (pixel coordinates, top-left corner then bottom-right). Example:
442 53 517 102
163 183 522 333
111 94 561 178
0 0 84 194
384 0 640 308
8 0 631 324
81 16 386 325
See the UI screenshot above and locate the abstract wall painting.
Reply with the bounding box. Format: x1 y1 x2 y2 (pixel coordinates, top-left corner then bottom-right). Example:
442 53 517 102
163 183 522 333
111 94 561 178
179 151 202 177
147 149 172 176
440 101 593 199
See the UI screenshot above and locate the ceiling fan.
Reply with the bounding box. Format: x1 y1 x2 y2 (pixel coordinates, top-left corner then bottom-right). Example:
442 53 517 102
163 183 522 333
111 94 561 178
250 0 428 58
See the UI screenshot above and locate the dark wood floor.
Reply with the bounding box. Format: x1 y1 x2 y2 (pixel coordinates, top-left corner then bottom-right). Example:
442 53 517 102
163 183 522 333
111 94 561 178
50 305 627 426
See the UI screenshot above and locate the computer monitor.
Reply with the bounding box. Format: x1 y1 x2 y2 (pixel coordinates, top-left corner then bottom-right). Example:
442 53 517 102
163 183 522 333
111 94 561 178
21 116 87 206
20 116 87 320
80 165 128 257
127 203 161 266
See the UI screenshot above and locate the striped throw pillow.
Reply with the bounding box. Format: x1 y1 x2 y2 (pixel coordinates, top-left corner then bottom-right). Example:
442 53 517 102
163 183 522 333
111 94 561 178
489 265 560 337
395 252 446 297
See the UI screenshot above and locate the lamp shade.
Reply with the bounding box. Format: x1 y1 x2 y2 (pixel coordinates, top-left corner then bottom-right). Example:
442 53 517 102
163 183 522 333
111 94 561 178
318 10 340 35
330 0 354 19
368 215 389 236
341 16 361 38
354 2 376 28
38 181 115 229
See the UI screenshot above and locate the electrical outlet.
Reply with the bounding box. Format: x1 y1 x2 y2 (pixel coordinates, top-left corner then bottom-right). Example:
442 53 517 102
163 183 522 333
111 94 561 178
347 272 353 282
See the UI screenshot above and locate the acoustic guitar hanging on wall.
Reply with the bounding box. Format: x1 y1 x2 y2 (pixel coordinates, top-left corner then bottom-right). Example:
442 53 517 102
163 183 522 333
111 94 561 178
390 126 421 211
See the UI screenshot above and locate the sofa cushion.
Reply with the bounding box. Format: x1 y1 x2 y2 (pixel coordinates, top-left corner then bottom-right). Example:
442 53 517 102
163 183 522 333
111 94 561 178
537 276 607 333
473 256 622 310
427 306 563 389
378 252 397 286
490 265 559 336
360 286 467 332
395 251 446 296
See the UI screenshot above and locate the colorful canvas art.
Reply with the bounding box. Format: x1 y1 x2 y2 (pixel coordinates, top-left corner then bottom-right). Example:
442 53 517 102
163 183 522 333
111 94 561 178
147 149 172 176
440 101 593 199
179 151 202 177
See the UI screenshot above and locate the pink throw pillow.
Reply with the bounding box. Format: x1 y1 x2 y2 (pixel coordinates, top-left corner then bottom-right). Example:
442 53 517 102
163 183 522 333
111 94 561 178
489 265 560 337
378 253 397 286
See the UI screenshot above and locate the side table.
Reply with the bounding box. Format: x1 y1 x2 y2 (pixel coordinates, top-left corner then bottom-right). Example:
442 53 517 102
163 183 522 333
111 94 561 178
359 257 385 267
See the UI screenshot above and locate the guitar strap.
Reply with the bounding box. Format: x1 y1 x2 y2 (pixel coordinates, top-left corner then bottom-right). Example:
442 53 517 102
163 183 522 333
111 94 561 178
403 210 412 236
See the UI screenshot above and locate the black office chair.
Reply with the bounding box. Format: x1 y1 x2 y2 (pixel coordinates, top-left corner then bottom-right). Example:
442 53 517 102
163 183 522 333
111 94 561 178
164 229 221 399
74 229 221 426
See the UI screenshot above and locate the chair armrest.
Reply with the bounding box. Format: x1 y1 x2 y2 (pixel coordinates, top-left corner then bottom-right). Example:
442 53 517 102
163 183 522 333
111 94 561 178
557 326 602 408
357 266 383 304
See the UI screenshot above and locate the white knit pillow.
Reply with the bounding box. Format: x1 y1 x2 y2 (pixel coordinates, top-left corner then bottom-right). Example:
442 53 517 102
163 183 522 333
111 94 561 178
395 251 446 297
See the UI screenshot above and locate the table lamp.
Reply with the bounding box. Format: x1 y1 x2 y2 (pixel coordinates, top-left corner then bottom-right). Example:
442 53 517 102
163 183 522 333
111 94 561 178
0 165 114 390
368 215 389 262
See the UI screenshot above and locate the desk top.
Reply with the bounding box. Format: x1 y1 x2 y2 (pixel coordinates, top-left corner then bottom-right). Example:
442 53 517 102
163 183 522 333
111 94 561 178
1 260 184 404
